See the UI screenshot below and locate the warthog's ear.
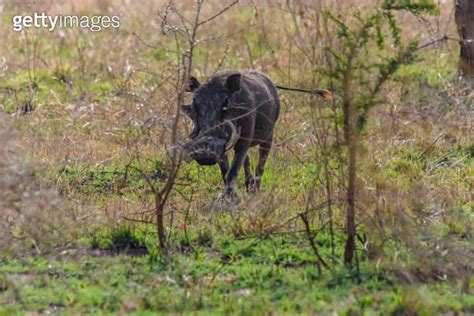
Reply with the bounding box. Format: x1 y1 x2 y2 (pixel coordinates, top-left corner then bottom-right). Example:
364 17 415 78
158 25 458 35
181 104 195 119
225 73 241 93
186 76 200 92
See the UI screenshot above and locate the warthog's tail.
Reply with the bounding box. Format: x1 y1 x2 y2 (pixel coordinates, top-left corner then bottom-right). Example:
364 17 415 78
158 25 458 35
275 85 334 101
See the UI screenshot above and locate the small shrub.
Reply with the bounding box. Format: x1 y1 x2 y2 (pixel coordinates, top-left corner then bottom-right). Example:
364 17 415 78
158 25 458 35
109 225 145 251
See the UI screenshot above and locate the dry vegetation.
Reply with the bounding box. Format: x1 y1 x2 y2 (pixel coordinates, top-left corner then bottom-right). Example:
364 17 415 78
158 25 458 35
0 116 71 254
0 0 473 314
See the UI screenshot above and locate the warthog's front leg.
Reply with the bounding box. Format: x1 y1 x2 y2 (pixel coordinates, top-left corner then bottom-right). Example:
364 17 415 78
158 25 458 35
223 147 248 199
244 155 253 192
218 156 229 185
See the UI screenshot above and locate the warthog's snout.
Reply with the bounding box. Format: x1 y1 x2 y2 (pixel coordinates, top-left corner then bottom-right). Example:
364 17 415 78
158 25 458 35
182 138 224 166
180 120 239 166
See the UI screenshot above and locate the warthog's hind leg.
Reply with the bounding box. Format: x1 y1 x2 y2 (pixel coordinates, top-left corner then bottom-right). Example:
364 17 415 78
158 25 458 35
253 141 272 191
244 155 255 193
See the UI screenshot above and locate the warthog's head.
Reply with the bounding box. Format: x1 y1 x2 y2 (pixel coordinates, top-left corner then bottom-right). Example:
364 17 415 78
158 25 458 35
180 73 241 166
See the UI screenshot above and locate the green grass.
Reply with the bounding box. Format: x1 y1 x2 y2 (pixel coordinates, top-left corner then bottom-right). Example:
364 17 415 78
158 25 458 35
1 231 472 315
57 159 165 194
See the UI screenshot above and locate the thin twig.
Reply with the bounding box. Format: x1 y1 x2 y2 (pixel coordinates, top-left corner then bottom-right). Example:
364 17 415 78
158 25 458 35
197 0 239 26
300 212 330 272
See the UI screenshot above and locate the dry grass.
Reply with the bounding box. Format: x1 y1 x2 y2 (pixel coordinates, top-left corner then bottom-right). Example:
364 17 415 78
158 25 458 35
0 115 74 254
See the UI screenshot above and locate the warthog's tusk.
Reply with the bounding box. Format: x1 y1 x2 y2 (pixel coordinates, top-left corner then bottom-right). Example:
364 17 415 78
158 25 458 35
224 120 240 155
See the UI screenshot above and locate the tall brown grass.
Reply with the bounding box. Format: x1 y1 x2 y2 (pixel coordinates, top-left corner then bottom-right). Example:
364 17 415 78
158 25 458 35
0 115 73 255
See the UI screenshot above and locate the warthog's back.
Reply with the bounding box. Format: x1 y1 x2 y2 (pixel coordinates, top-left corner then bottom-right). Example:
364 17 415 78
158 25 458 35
227 69 280 147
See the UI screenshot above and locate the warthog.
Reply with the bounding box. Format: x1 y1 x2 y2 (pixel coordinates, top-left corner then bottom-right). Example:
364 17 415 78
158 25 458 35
181 69 331 199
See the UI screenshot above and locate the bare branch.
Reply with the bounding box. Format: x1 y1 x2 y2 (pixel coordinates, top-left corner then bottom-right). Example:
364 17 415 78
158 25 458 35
198 0 239 26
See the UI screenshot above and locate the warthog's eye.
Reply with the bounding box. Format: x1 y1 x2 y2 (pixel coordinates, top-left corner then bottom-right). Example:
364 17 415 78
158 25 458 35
221 97 230 111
